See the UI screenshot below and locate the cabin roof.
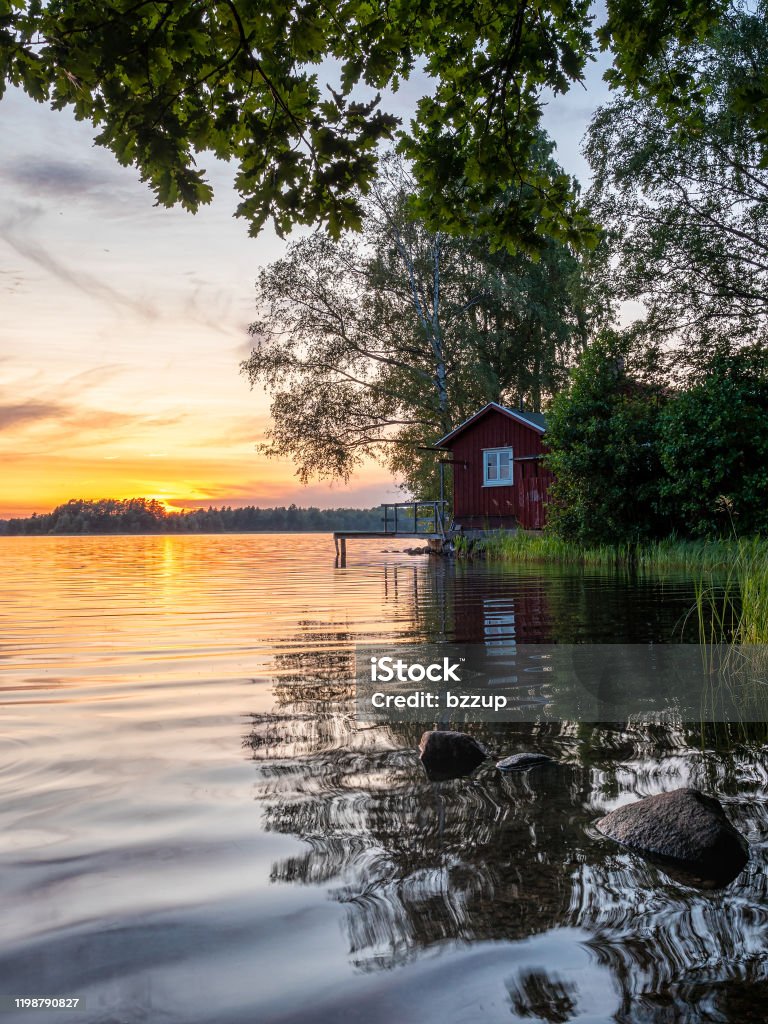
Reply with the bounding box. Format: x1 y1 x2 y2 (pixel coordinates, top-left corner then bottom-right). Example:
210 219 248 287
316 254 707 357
433 402 547 448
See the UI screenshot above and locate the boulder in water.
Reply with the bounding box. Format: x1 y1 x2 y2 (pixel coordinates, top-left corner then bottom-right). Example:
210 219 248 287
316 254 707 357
596 788 748 887
419 730 487 780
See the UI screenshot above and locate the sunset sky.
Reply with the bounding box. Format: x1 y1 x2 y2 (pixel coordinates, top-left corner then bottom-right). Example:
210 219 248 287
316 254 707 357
0 57 611 518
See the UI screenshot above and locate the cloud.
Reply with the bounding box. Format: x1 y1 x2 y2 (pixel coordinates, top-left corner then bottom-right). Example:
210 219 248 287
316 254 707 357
0 365 132 435
0 157 143 218
179 279 253 340
0 401 67 430
0 396 186 449
0 150 167 227
0 203 245 333
202 420 269 446
0 228 158 319
0 158 117 199
0 203 158 319
167 476 395 510
0 266 26 294
298 480 400 507
56 363 128 396
61 409 184 433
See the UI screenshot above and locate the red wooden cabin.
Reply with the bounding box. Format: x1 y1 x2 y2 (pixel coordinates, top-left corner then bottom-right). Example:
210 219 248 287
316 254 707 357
434 402 554 531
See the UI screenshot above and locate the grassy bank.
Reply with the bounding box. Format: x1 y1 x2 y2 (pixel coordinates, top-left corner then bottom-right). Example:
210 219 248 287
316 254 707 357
464 531 768 643
465 531 758 573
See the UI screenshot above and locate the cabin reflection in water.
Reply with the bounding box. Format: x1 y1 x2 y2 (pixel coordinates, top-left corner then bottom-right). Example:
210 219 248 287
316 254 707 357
246 563 768 1023
381 560 553 644
377 557 698 646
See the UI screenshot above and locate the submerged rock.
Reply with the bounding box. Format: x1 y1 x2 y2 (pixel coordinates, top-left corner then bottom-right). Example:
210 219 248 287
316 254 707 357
596 788 749 887
419 730 487 780
496 752 554 772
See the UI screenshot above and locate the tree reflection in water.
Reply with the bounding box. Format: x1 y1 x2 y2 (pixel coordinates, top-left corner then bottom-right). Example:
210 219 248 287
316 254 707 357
243 565 768 1022
506 969 578 1023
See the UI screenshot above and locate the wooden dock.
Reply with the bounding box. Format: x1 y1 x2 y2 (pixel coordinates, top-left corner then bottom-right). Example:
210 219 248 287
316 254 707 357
333 500 449 564
333 531 443 562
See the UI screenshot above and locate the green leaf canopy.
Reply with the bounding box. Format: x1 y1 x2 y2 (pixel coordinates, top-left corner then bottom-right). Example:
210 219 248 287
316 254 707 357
0 0 727 248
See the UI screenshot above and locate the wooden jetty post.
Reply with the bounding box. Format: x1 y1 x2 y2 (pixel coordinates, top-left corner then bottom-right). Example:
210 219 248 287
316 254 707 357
334 534 347 566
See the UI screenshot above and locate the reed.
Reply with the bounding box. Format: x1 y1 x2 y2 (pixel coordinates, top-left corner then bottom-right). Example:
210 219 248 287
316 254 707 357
687 540 768 724
693 537 768 644
471 530 751 574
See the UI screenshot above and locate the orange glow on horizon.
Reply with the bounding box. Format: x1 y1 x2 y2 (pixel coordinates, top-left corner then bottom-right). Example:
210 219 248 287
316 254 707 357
0 444 397 519
144 496 186 514
0 375 398 517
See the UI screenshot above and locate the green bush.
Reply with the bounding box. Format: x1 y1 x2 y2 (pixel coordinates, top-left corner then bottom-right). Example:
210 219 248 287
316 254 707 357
658 348 768 537
544 335 668 543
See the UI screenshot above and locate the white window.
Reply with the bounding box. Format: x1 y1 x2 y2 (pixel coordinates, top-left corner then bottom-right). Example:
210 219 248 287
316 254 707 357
483 447 513 486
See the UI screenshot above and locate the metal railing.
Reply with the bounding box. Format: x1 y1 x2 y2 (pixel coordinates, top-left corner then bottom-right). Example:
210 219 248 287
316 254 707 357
382 500 449 539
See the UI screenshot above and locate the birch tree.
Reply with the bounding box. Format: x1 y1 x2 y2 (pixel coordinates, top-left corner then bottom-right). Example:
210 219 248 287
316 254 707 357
241 157 605 492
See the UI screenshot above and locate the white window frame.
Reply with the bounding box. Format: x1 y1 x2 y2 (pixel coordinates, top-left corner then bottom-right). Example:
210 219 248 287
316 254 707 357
482 447 514 487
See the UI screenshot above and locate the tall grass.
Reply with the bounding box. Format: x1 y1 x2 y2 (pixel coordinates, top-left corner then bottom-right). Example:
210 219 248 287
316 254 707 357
687 540 768 725
693 538 768 644
469 530 749 574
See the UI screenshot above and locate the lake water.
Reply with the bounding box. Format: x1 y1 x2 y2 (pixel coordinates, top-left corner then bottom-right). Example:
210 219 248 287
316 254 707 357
1 534 766 1023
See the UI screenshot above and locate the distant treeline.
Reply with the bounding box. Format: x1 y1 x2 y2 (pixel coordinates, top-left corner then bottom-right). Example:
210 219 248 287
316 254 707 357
0 498 385 535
